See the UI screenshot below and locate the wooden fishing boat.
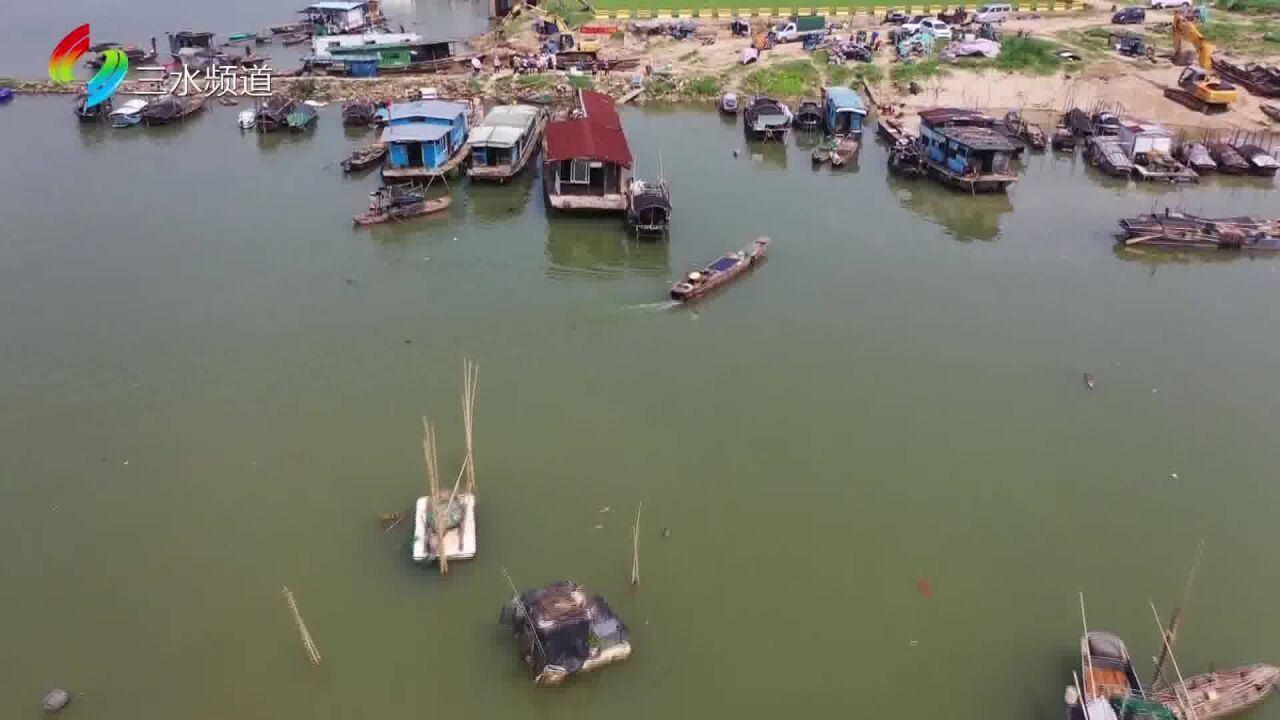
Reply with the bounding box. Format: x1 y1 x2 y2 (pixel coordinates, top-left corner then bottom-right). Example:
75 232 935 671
286 105 318 132
625 178 672 234
501 581 632 685
888 139 924 177
342 100 377 127
1234 144 1279 177
1174 142 1216 173
353 186 451 226
280 32 310 46
794 100 823 130
109 99 148 127
341 143 387 173
74 93 111 122
1023 122 1047 150
1118 211 1280 251
829 136 859 167
743 97 791 141
670 237 769 301
467 104 548 181
1052 127 1077 151
1082 632 1144 700
876 115 910 145
720 92 739 115
139 95 204 125
1153 665 1280 720
255 94 297 132
1263 103 1280 122
812 142 832 165
1206 143 1250 174
1086 137 1134 177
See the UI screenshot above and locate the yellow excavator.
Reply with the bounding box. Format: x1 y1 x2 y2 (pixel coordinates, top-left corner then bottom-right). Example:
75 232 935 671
1165 12 1238 113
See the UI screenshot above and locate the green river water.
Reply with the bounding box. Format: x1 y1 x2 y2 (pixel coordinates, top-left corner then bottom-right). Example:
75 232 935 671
3 7 1280 717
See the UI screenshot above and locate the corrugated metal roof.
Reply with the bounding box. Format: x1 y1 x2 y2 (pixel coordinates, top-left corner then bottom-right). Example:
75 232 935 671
544 90 630 166
579 89 622 129
304 1 366 11
824 87 866 114
918 107 994 127
480 104 539 130
389 100 467 122
382 124 450 143
468 125 525 147
939 125 1016 151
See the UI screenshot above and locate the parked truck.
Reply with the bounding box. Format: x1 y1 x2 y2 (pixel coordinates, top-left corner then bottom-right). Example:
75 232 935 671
769 15 827 43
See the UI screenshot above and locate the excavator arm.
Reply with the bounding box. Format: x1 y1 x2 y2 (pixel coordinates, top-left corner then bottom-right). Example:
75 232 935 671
1172 13 1215 71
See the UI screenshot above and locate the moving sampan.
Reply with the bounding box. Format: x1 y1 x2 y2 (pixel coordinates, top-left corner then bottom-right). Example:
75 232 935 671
353 186 450 226
670 237 770 301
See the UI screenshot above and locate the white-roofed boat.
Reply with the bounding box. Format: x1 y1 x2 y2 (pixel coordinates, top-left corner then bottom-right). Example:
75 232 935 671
467 104 548 181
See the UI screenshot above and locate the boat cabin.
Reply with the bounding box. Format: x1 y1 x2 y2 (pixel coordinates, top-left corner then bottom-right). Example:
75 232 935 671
1117 120 1173 157
918 108 1018 192
311 32 422 57
822 86 867 136
468 104 546 179
329 40 457 72
301 1 372 34
167 31 215 57
381 99 469 178
542 89 634 212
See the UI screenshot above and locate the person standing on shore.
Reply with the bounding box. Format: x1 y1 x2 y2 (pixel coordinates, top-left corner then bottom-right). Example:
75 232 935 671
471 56 482 76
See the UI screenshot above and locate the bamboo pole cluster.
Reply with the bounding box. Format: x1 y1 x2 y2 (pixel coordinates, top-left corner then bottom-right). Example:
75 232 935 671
462 358 479 495
282 586 322 666
422 417 447 575
630 502 642 587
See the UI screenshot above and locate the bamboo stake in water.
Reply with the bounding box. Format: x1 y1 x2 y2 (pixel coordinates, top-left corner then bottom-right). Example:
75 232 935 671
630 501 642 587
282 586 322 666
1151 539 1205 690
1080 591 1097 699
1150 600 1200 720
461 359 478 495
423 417 447 575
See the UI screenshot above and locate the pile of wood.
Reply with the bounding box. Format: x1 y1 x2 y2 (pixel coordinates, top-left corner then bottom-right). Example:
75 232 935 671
1118 211 1280 251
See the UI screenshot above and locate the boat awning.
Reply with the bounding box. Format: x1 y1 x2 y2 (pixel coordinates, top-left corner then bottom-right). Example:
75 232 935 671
389 99 467 123
382 124 450 143
939 126 1016 152
110 99 148 115
480 104 538 131
824 86 866 115
468 125 523 148
708 255 739 272
302 1 365 11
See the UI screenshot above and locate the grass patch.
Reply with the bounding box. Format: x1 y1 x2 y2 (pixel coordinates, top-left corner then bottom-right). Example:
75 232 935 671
1265 31 1280 43
829 62 883 86
813 49 830 65
891 59 948 84
516 74 556 90
742 60 820 97
569 74 594 90
1219 0 1280 12
991 36 1065 75
545 0 594 27
1198 21 1249 43
686 74 723 96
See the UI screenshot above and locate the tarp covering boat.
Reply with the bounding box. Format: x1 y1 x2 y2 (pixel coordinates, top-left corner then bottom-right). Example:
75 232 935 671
500 581 631 684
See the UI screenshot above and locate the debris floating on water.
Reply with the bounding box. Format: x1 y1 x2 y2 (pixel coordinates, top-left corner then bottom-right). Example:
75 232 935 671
1171 472 1180 480
662 528 671 538
916 578 933 597
1083 372 1096 389
42 689 70 712
598 506 610 513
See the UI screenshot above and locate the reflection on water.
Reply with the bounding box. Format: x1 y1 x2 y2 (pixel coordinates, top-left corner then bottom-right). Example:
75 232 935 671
545 215 671 279
466 170 537 223
1112 242 1277 271
746 141 787 171
888 175 1014 242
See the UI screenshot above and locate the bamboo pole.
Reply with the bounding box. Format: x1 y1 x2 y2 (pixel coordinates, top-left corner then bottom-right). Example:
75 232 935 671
282 586 322 666
1074 671 1094 720
1151 539 1205 690
1080 591 1097 699
462 359 478 495
630 501 642 587
1150 600 1200 720
423 417 447 575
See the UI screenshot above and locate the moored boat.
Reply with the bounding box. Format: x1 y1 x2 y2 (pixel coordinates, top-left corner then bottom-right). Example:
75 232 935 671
342 99 377 126
237 109 256 130
341 143 387 173
500 581 631 685
829 135 859 167
1066 631 1152 720
1118 211 1280 251
1052 127 1077 151
1174 142 1216 173
888 139 924 177
720 92 739 114
743 96 791 141
670 237 769 301
467 104 548 181
353 185 451 226
1086 136 1134 177
794 100 823 130
1234 144 1279 176
255 94 297 131
1152 664 1280 720
109 99 148 127
74 93 112 122
1206 142 1250 174
286 105 318 132
139 95 203 126
625 178 672 234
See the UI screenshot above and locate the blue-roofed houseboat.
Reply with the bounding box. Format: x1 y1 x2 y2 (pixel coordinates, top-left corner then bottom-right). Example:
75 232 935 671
822 86 867 137
917 107 1019 193
381 99 471 180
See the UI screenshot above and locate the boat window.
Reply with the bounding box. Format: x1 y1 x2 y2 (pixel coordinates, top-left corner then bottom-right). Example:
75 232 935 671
569 159 590 184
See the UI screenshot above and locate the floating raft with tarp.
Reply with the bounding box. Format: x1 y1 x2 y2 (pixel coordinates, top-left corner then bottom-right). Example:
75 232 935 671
1118 212 1280 251
500 581 631 685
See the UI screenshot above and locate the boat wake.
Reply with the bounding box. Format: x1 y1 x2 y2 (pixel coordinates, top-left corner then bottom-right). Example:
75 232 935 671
622 301 680 313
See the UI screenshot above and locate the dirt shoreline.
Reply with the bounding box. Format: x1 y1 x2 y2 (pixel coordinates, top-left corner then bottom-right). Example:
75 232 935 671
10 7 1280 132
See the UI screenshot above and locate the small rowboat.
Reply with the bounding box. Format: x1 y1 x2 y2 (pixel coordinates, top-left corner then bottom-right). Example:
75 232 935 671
342 143 387 173
670 237 769 301
829 136 859 167
353 187 451 226
1153 664 1280 720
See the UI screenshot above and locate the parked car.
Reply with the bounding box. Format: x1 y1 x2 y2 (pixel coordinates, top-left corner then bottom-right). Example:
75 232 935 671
1149 0 1190 8
973 3 1012 23
898 15 930 33
884 8 910 23
917 17 953 38
1111 6 1146 23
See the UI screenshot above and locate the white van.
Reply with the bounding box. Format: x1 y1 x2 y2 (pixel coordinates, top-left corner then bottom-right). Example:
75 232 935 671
974 4 1012 22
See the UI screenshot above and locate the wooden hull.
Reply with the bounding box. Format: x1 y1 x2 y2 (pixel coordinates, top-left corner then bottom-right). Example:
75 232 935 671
382 144 471 180
671 238 770 301
342 145 387 173
353 196 451 226
1154 665 1280 720
924 161 1016 192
